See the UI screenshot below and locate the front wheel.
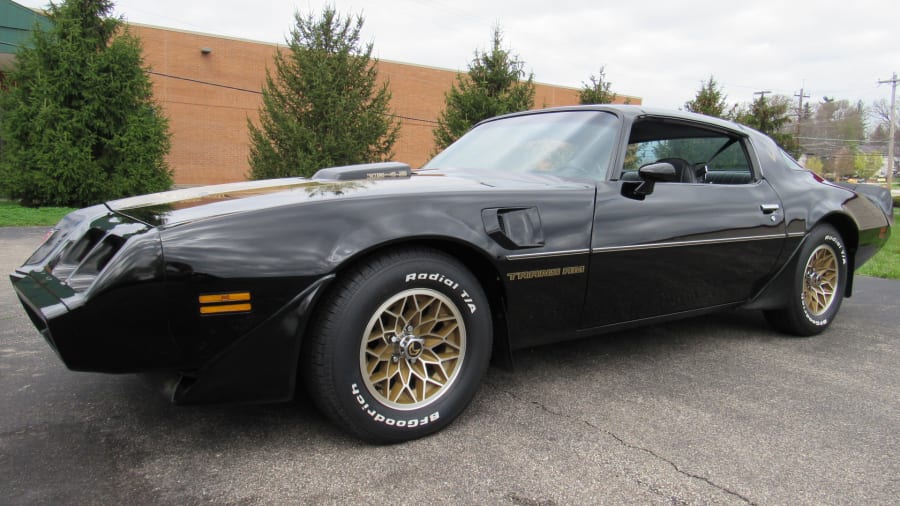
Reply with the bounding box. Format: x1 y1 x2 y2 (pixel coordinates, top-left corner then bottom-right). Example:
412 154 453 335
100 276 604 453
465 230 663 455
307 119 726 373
765 224 848 336
303 248 492 443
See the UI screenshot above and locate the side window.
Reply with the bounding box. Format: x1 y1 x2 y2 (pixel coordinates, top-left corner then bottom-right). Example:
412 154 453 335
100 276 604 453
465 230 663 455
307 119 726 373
620 119 755 185
703 141 754 184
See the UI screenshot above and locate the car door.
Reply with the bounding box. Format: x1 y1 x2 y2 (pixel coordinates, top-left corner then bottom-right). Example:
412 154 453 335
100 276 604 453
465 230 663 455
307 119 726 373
580 119 786 330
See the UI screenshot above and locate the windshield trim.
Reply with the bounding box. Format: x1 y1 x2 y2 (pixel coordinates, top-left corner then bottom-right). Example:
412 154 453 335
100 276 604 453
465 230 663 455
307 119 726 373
423 110 621 182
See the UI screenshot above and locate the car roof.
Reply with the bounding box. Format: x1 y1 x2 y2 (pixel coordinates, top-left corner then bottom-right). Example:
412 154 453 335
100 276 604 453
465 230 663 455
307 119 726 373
481 104 753 137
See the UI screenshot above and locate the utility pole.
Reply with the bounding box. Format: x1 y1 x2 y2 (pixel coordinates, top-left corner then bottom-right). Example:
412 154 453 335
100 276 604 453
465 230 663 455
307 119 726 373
878 73 897 190
794 88 810 136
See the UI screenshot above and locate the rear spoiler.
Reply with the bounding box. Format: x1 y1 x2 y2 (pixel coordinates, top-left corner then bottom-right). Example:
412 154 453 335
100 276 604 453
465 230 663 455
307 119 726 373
834 182 894 222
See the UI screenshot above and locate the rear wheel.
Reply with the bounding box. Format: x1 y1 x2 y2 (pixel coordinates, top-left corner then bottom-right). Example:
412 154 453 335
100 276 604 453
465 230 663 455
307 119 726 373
303 248 492 443
765 224 847 336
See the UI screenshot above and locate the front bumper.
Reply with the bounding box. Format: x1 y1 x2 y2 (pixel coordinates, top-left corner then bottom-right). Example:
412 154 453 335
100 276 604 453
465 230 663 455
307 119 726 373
10 206 178 372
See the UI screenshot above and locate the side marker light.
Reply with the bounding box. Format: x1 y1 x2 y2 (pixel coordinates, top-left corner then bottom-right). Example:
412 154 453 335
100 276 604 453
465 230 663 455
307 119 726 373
198 292 251 315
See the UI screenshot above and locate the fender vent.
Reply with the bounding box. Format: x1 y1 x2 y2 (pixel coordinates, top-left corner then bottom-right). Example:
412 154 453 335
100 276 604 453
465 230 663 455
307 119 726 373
482 207 545 249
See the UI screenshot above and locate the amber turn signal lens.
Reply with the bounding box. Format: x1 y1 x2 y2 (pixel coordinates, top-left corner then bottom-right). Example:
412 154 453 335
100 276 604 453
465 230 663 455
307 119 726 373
198 292 252 314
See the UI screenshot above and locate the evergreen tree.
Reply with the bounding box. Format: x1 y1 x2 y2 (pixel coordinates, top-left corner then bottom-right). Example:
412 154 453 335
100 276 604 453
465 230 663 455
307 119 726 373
0 0 171 207
735 94 800 156
579 67 617 105
684 75 734 119
432 27 535 152
248 7 399 179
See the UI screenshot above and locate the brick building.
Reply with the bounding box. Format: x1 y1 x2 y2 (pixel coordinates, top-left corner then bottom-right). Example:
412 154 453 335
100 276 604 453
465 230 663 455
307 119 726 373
2 4 640 185
131 24 640 185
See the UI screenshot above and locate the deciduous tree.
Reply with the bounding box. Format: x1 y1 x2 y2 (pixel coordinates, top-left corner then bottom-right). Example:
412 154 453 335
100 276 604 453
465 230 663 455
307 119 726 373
579 67 617 105
870 99 899 146
854 152 883 180
804 155 825 176
796 98 872 177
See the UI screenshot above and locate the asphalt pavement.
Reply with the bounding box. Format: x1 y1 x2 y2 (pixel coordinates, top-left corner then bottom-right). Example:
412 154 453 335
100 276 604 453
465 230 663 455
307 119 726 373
2 226 898 505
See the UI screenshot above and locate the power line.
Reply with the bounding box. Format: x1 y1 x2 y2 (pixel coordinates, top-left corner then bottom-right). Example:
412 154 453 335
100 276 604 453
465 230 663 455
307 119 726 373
796 136 891 143
147 71 441 126
149 71 262 94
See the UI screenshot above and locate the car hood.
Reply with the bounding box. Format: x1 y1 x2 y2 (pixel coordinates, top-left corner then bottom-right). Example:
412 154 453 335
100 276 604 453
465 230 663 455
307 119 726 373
107 169 593 227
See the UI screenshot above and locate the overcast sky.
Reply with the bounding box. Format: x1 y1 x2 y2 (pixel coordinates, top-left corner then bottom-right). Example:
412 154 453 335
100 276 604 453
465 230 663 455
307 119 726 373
16 0 900 111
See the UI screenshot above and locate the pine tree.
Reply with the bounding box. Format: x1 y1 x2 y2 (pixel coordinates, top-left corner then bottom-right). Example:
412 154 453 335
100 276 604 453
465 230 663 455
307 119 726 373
684 75 733 118
735 94 800 156
432 27 535 152
248 7 399 179
579 67 617 105
0 0 171 207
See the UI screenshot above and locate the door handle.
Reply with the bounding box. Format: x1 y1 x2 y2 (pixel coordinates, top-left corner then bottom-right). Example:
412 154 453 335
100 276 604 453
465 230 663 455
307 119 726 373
760 203 780 214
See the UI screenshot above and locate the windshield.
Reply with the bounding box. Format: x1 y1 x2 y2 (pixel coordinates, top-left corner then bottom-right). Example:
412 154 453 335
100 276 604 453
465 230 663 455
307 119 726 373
423 110 619 181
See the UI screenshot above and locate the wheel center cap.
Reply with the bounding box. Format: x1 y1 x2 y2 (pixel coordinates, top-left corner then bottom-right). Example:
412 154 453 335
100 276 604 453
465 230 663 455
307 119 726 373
806 270 822 287
405 338 424 359
392 326 425 362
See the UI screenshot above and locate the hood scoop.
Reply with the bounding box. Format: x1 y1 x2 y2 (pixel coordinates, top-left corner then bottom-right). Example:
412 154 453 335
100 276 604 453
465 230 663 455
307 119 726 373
313 161 411 181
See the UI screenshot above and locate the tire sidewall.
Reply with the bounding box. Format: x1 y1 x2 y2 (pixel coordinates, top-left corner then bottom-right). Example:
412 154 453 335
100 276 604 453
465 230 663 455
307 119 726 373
793 226 847 333
327 253 491 442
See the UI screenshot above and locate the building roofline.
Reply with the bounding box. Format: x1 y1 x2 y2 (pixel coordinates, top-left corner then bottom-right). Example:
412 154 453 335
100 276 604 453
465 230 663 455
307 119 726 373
124 20 640 102
4 0 45 17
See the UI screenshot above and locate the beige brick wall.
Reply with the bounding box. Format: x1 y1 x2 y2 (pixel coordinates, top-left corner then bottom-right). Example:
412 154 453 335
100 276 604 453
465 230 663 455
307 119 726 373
132 24 640 185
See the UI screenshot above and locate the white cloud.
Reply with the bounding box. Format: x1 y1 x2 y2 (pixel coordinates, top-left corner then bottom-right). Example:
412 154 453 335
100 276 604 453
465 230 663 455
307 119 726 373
13 0 900 109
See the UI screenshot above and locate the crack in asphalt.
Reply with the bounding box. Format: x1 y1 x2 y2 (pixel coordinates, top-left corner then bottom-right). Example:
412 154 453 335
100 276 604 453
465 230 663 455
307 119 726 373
499 388 755 505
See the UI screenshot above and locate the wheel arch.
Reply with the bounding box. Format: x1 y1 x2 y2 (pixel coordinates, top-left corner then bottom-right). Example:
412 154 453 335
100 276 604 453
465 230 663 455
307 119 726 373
310 236 513 370
746 217 855 311
817 212 858 296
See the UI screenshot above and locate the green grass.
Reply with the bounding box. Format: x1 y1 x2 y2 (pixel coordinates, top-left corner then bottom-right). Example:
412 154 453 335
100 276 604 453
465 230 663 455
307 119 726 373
857 208 900 280
0 200 75 227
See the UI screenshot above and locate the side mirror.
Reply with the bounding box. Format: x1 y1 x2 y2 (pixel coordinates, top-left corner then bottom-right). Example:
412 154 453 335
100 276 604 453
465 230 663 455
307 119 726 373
638 162 677 182
634 162 676 196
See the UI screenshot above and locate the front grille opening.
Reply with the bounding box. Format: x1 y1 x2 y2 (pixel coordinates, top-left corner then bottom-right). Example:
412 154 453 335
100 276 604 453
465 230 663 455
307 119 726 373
51 228 106 280
62 228 105 264
46 226 127 292
77 235 124 276
66 235 126 292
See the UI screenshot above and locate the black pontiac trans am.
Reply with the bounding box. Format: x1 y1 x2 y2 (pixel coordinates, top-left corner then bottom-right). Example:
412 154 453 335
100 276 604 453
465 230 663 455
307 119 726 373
11 105 893 443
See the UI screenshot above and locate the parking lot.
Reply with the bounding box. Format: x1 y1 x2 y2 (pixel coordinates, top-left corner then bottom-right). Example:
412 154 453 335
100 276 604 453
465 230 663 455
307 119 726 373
2 226 899 505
